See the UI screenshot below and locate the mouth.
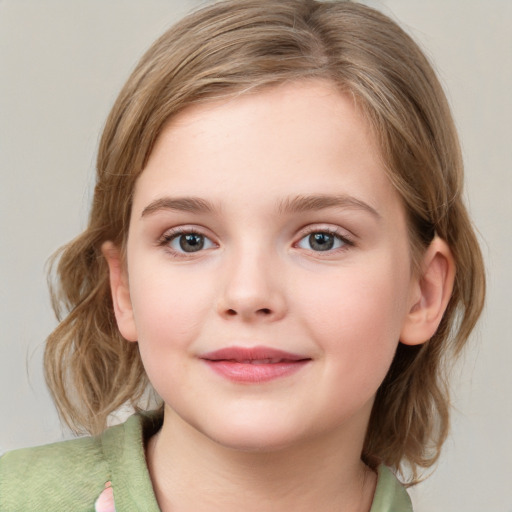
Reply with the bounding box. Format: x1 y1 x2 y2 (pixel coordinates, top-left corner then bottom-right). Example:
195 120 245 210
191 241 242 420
200 346 311 383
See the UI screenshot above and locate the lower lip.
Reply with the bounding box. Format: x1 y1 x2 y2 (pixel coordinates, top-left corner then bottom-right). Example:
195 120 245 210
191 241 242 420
203 360 309 383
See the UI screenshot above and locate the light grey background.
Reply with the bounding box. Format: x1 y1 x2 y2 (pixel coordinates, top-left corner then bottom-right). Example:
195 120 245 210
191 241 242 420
1 1 510 510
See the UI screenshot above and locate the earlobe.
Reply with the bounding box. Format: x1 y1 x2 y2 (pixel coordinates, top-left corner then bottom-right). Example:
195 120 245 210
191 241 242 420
400 237 456 346
101 241 138 342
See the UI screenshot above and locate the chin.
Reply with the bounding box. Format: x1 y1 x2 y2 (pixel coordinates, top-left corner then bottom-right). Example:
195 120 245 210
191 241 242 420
210 430 302 453
198 416 310 453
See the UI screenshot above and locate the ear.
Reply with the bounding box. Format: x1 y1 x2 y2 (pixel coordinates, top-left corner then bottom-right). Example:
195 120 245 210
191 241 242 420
400 237 456 346
101 241 138 342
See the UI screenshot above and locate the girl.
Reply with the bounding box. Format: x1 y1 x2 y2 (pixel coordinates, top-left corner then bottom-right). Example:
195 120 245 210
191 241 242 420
0 1 485 510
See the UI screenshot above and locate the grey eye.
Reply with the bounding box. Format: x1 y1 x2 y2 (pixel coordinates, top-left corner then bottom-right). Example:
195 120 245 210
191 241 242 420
170 233 214 253
297 232 344 252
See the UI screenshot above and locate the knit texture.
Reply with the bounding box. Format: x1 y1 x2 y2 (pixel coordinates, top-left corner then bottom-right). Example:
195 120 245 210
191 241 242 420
0 411 161 512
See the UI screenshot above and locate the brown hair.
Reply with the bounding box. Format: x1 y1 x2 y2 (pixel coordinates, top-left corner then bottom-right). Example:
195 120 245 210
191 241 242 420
44 0 485 484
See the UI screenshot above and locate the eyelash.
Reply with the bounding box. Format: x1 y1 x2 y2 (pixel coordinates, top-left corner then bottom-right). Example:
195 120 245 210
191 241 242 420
158 227 216 258
158 225 355 258
295 226 355 254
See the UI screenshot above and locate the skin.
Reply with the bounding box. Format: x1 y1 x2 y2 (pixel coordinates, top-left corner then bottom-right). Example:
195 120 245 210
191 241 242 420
104 81 455 511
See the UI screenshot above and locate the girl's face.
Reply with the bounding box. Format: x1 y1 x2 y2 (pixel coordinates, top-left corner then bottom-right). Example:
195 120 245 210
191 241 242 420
115 81 420 451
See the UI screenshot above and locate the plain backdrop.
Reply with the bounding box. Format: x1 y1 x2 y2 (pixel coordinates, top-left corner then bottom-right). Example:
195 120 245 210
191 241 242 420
1 1 510 510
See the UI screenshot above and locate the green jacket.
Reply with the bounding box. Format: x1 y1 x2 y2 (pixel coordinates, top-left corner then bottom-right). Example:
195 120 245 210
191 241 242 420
0 412 413 511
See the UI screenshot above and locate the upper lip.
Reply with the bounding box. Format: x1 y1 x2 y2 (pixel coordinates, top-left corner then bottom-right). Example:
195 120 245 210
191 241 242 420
200 346 310 363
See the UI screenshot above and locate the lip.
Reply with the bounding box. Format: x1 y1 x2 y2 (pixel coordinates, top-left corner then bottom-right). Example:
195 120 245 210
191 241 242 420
200 346 311 383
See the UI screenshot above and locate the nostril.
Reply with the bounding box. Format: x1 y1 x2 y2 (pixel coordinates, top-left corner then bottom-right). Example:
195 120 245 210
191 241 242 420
223 307 273 317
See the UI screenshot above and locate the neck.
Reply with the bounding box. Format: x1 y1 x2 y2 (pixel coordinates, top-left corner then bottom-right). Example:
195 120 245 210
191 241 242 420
146 407 377 512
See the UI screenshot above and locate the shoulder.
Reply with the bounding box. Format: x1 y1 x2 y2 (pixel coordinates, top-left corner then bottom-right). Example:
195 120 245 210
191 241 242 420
0 411 163 511
0 431 110 510
370 465 414 512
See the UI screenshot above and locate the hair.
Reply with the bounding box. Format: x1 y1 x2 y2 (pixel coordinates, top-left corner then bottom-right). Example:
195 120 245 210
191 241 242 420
44 0 485 484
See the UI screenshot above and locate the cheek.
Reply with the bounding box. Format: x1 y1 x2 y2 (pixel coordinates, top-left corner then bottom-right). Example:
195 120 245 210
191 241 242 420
127 268 213 403
295 257 411 372
128 263 214 351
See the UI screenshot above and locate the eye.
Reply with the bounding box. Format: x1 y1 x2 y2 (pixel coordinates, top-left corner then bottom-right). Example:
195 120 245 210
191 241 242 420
297 231 348 252
165 231 215 253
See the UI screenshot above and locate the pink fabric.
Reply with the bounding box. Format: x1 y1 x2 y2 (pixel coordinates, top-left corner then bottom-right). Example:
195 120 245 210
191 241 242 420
95 481 116 512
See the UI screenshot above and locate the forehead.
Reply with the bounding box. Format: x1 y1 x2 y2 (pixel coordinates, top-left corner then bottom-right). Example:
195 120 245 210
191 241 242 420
132 80 399 220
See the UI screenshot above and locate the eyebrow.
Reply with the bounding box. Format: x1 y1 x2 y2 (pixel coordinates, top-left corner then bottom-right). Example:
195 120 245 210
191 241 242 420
140 193 380 219
277 194 381 219
141 196 216 217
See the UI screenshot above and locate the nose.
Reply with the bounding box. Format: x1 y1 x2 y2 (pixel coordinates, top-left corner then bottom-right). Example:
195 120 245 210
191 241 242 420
216 248 287 323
